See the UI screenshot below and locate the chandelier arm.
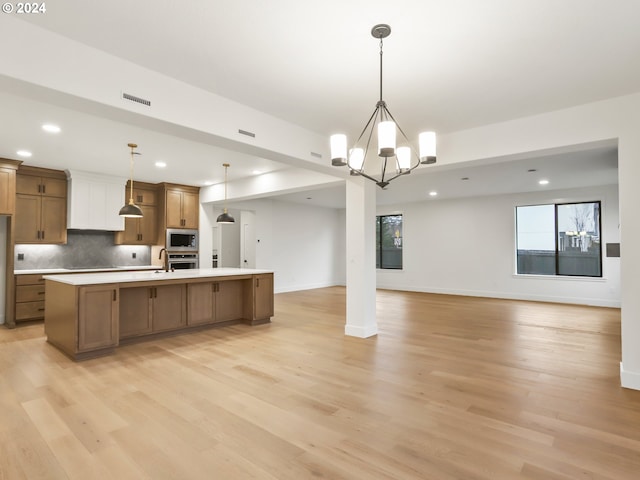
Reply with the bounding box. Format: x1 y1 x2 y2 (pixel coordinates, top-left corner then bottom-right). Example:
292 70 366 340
382 105 421 169
354 104 382 146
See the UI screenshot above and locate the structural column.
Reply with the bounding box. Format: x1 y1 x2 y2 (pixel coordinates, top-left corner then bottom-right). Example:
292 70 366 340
345 175 377 338
619 130 640 389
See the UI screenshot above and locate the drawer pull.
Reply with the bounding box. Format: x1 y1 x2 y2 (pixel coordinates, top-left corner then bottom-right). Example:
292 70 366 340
37 291 45 295
38 308 45 312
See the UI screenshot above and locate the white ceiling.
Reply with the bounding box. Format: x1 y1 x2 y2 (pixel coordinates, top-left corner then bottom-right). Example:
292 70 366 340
2 0 636 206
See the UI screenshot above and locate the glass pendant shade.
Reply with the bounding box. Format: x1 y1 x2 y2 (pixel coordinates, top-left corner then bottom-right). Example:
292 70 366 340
396 146 411 173
348 148 365 171
419 131 437 164
330 134 348 166
378 121 396 157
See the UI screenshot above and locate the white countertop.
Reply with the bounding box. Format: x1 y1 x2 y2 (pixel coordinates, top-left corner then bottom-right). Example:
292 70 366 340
43 268 273 286
16 266 159 275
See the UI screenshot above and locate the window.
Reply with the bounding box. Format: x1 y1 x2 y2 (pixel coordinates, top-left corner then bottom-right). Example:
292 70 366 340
376 214 402 269
516 201 601 277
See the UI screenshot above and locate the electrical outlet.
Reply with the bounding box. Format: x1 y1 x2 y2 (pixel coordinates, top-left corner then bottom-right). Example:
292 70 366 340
17 253 24 260
132 252 136 259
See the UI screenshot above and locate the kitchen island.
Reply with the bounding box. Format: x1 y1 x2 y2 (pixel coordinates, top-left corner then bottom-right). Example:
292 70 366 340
44 268 274 360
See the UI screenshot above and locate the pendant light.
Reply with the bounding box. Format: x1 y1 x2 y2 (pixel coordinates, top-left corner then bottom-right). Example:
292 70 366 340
216 163 235 223
119 143 143 218
330 24 437 189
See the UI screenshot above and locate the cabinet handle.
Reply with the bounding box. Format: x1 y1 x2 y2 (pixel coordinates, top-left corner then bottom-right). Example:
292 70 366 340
154 287 158 298
38 308 45 312
37 231 40 240
113 290 117 301
256 278 260 287
149 288 154 299
41 230 45 240
37 291 45 295
42 184 46 194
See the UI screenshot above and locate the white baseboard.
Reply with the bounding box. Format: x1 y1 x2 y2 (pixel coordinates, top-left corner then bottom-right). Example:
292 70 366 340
620 363 640 391
274 281 337 294
376 283 621 308
344 324 378 338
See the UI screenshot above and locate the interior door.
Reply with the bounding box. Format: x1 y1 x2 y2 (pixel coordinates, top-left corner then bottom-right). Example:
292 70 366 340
241 210 256 269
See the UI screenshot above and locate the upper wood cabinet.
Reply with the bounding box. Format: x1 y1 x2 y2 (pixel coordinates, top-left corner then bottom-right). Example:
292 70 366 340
161 184 199 230
114 181 159 245
0 159 20 215
15 166 67 244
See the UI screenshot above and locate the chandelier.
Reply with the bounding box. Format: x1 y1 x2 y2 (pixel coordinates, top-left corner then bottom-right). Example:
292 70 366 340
330 24 436 189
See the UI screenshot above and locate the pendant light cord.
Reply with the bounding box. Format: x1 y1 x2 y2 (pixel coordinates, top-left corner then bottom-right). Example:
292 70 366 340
379 36 384 103
128 143 137 204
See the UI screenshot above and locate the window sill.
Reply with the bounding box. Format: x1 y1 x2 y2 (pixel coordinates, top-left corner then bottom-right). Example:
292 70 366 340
512 274 606 282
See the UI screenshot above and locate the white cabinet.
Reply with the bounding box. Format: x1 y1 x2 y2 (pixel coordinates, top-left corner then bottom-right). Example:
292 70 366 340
66 170 127 231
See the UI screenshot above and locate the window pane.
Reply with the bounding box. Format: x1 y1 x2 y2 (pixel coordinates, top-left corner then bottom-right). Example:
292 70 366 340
378 215 402 269
516 205 556 274
557 202 601 276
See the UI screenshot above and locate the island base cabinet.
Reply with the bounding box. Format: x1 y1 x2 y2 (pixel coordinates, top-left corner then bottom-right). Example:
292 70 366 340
119 287 153 338
152 284 187 332
187 280 245 326
78 285 119 352
45 281 119 360
120 284 186 336
253 274 274 323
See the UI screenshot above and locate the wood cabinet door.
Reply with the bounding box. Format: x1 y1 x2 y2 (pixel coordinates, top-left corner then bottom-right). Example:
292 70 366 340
165 190 183 228
119 287 153 338
134 187 157 206
78 285 119 352
41 177 67 197
254 274 274 320
152 284 186 332
0 167 16 215
14 194 41 243
16 175 42 195
40 196 67 244
181 191 199 229
187 282 214 326
139 205 157 244
117 216 142 245
216 280 245 323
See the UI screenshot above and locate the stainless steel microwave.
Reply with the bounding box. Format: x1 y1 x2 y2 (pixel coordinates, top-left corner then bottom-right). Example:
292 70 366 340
166 228 198 252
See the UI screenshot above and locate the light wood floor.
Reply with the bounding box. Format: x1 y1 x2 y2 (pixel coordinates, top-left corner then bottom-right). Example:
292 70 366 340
2 287 640 479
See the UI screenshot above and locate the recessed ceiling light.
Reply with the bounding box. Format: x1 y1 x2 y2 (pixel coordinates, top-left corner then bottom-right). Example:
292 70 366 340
539 179 549 185
252 170 263 175
16 150 32 157
42 124 61 133
155 161 167 168
429 191 438 196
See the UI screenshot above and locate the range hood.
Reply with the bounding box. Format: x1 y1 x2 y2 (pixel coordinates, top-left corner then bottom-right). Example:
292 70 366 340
66 170 127 231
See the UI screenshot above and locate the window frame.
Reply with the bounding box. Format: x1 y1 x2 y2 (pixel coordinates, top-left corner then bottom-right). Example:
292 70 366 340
376 214 403 270
515 200 602 278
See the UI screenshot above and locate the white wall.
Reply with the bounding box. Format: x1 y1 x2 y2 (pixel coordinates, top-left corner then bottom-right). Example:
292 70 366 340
200 197 343 293
376 184 620 307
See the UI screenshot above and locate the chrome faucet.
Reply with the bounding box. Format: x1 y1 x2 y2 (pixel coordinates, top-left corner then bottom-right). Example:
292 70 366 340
159 248 169 272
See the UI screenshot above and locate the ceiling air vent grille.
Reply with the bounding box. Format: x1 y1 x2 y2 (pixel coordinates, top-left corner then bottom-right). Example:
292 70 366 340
238 129 256 138
122 92 151 107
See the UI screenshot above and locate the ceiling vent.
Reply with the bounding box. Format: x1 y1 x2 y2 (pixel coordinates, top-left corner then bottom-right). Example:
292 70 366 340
122 92 151 107
238 129 256 138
